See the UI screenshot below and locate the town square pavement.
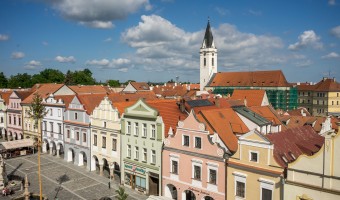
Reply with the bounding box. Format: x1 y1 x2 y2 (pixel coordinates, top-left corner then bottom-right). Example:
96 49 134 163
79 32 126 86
2 153 148 200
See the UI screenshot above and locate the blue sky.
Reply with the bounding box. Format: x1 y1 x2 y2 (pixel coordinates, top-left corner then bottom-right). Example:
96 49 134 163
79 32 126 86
0 0 340 84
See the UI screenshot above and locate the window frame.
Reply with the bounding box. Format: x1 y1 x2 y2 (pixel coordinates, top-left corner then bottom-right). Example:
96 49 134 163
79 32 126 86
183 135 190 147
127 121 131 135
142 123 147 138
112 138 117 151
233 172 247 199
151 149 156 164
249 151 259 163
102 136 106 148
151 124 156 139
194 136 202 149
134 122 139 136
259 178 274 200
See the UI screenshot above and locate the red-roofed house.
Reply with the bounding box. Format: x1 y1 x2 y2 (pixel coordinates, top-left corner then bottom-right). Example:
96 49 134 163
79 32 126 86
120 99 186 195
122 82 150 93
0 91 12 139
231 89 269 107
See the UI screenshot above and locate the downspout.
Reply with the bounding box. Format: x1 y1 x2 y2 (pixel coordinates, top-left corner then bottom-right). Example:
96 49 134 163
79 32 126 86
322 139 325 188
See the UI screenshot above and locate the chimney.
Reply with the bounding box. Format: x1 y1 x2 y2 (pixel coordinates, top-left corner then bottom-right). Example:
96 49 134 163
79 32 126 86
333 77 336 82
179 98 185 113
244 97 247 107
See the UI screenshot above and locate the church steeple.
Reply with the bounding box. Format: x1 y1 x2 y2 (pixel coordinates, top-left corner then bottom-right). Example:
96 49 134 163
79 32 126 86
202 19 214 48
200 19 217 91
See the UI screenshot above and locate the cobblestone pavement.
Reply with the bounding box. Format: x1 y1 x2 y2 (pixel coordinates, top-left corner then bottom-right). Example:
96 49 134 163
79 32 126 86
2 153 149 200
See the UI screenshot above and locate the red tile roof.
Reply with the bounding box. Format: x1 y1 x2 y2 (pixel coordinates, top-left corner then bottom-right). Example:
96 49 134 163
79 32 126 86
280 115 326 133
198 108 249 153
14 91 33 101
0 91 12 105
208 70 291 87
286 107 311 116
249 106 286 128
22 84 64 104
231 90 266 107
108 91 157 103
297 78 340 92
76 94 106 115
69 85 111 94
130 82 150 91
146 99 187 137
266 126 324 167
50 95 75 109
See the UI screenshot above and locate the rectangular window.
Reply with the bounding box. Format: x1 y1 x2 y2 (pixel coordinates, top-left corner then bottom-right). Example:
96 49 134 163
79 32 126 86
102 136 106 148
83 133 86 142
134 122 139 136
18 117 21 126
143 148 147 162
183 135 189 146
172 160 178 174
135 147 139 160
151 150 156 164
94 134 97 146
127 145 131 158
236 181 245 198
142 123 147 137
103 121 106 128
135 176 146 189
194 137 201 149
127 121 131 134
112 138 117 151
262 188 272 200
50 122 53 133
193 165 201 180
151 124 156 139
50 108 53 116
66 130 70 138
204 58 206 66
9 115 11 124
0 117 3 123
58 109 61 117
58 124 62 134
209 169 217 184
75 113 78 120
43 121 47 131
76 132 79 141
212 58 214 66
14 116 16 125
250 152 258 162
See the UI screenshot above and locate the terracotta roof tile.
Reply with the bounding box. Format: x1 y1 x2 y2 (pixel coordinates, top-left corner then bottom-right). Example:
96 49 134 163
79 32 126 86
0 91 12 105
198 108 249 153
287 107 311 116
231 90 265 107
208 70 290 87
77 94 106 115
14 91 33 101
108 92 157 103
130 82 150 91
51 95 75 108
69 85 111 94
22 83 64 104
266 126 324 167
249 106 286 128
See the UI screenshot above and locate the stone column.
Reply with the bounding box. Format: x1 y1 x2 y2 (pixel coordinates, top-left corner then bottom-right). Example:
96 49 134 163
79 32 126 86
42 142 47 153
110 168 114 180
99 164 104 176
56 146 60 158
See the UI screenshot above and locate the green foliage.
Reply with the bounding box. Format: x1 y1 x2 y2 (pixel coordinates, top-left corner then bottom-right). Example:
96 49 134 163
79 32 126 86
124 80 135 85
115 186 128 200
0 72 8 88
28 93 48 127
68 69 96 85
32 68 65 84
8 73 33 88
107 80 121 87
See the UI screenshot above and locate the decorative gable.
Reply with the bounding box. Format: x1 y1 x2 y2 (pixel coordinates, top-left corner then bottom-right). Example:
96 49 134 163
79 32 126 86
122 82 137 93
69 96 84 110
239 130 272 145
178 110 205 131
125 99 158 118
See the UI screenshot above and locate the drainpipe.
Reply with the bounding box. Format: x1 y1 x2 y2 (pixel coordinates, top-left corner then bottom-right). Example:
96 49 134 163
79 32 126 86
322 139 325 188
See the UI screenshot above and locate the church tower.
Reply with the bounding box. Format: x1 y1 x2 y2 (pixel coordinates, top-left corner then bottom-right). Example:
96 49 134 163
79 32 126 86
200 19 217 91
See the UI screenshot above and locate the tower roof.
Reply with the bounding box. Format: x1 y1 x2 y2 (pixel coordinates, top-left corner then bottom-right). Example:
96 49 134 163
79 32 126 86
203 20 214 48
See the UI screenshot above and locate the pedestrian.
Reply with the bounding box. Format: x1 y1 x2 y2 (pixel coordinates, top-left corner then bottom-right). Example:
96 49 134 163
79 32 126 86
108 181 111 189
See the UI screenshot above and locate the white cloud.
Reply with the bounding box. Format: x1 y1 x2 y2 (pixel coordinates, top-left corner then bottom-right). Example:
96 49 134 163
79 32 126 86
330 26 340 38
24 60 42 70
329 0 336 5
322 52 339 59
104 37 112 42
55 56 76 63
0 34 9 41
295 59 313 67
50 0 150 29
86 58 131 69
288 30 323 50
119 15 285 73
11 52 25 59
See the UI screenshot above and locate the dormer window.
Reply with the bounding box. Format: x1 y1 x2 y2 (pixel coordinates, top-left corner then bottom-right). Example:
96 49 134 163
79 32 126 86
249 151 258 162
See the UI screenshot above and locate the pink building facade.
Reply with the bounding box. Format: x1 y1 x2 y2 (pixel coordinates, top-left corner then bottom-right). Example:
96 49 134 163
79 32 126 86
162 111 230 200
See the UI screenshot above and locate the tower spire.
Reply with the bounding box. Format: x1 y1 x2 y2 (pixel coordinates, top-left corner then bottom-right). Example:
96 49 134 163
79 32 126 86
202 18 214 48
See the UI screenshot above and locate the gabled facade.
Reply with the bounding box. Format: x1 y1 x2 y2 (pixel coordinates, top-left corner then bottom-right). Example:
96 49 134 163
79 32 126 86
0 92 11 140
122 82 150 93
90 96 129 179
284 128 340 200
7 91 31 140
200 20 217 91
227 130 284 200
42 94 74 158
231 90 270 107
162 111 228 200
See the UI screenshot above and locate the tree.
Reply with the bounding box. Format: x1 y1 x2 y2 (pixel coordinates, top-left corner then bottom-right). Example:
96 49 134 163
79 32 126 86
28 93 48 200
7 73 33 88
64 70 74 85
107 80 121 87
32 68 65 84
0 72 8 88
115 187 128 200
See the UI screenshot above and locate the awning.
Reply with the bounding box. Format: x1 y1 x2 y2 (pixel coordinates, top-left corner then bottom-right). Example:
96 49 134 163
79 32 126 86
0 139 34 150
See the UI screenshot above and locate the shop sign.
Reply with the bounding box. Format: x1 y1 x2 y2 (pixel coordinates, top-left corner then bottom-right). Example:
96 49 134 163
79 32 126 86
124 164 145 174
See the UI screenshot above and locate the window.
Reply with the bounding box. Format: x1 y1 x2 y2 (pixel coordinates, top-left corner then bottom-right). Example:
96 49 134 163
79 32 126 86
204 58 206 66
127 145 131 158
83 133 86 142
58 124 62 134
134 122 139 136
332 101 334 105
67 130 70 138
0 117 3 123
236 181 245 198
94 134 97 146
18 117 21 126
193 165 201 180
212 57 214 66
135 176 146 189
50 122 53 133
183 135 189 146
127 121 131 134
194 137 201 149
103 121 106 128
58 109 61 117
209 169 217 184
14 116 16 125
250 151 258 162
112 138 117 151
43 121 47 131
9 115 11 124
151 150 156 164
75 113 78 120
135 147 139 160
143 148 147 162
142 123 147 137
172 160 178 174
76 132 80 141
262 188 272 200
151 124 156 139
50 108 53 116
102 136 106 148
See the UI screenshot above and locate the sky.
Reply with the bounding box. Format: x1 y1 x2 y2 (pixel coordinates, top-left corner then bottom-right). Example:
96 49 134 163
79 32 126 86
0 0 340 84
